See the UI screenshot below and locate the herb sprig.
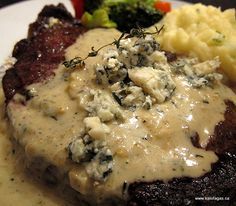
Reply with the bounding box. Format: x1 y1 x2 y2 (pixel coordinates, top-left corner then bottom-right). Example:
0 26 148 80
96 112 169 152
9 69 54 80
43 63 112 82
63 26 164 69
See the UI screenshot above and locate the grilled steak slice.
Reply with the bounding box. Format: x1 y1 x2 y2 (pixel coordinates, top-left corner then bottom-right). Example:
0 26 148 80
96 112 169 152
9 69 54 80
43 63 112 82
128 153 236 206
206 100 236 155
2 4 86 103
128 100 236 206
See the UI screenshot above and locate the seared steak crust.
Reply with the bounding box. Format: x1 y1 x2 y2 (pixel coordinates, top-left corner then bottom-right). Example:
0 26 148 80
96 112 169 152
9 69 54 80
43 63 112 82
206 100 236 155
128 153 236 206
128 100 236 206
2 4 86 102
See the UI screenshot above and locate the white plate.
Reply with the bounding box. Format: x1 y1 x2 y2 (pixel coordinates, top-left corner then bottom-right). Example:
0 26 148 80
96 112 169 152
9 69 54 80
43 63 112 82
0 0 74 66
0 0 188 67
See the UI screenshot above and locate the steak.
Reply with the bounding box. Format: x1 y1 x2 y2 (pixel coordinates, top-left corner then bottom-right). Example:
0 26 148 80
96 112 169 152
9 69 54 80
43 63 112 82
128 153 236 206
1 4 236 206
128 100 236 206
206 100 236 155
2 4 86 102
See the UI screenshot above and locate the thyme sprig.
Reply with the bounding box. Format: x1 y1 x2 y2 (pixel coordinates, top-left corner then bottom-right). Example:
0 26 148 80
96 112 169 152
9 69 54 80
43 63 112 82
126 25 164 39
63 26 164 69
63 57 85 69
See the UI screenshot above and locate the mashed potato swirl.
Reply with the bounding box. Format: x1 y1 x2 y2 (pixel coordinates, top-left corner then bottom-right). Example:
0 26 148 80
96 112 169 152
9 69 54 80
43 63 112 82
152 4 236 82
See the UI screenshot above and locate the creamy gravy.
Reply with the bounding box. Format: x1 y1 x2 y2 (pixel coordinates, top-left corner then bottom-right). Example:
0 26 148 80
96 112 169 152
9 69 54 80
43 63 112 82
4 28 236 204
0 90 72 206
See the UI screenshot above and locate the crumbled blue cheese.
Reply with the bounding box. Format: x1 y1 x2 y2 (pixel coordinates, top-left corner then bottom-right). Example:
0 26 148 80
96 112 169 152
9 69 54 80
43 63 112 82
85 147 113 182
95 35 163 86
44 17 61 28
77 89 123 122
69 138 88 163
95 35 176 108
150 51 168 64
96 64 128 85
171 56 222 88
192 57 220 76
68 121 113 182
122 86 146 107
128 67 176 103
111 82 152 108
118 35 160 68
84 117 110 140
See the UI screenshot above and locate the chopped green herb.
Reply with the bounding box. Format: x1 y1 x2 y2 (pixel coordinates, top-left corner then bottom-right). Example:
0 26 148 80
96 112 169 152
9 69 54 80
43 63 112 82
211 31 225 46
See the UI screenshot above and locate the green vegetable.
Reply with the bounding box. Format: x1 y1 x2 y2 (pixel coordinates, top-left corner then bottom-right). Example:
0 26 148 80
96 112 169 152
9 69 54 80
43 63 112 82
81 9 117 29
109 3 163 32
211 31 225 46
83 0 164 32
105 0 156 8
85 0 157 12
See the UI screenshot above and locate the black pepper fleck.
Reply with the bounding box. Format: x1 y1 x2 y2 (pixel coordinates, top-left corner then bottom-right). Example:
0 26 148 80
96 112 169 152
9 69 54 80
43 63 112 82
195 154 204 158
203 100 209 104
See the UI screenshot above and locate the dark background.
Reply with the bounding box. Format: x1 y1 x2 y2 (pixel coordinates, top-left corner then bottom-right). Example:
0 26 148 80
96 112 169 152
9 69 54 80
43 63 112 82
0 0 235 10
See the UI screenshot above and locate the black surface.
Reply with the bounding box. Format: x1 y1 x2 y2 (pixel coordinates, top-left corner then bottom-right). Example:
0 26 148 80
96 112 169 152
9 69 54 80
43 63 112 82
0 0 235 9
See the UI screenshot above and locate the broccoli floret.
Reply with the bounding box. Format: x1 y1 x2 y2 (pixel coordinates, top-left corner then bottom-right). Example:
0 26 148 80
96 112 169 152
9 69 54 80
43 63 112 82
109 3 163 32
83 0 164 32
84 0 104 13
81 9 116 29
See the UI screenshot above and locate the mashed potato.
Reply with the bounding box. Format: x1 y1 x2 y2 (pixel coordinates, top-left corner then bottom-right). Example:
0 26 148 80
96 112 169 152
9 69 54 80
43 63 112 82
152 4 236 82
